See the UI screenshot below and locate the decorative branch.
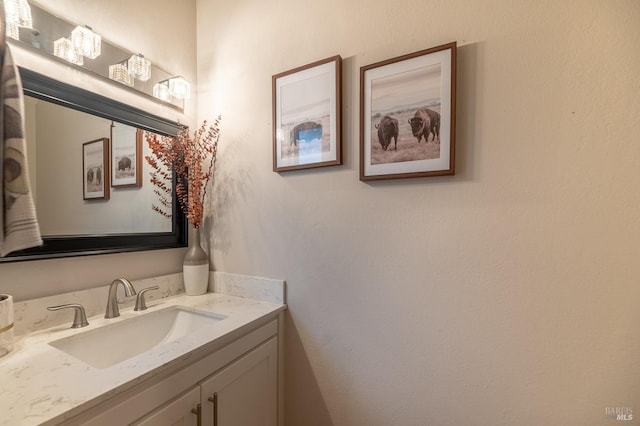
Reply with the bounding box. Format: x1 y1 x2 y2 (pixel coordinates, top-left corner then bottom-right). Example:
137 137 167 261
145 116 221 229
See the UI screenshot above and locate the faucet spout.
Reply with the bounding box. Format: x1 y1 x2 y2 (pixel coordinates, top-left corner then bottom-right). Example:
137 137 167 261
105 278 137 319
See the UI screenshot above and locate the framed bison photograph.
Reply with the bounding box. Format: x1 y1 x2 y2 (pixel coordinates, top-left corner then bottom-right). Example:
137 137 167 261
82 138 110 200
360 42 456 181
272 55 342 172
110 122 142 188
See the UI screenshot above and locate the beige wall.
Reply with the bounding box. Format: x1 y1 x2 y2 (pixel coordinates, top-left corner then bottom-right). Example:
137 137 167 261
0 0 197 300
197 1 640 425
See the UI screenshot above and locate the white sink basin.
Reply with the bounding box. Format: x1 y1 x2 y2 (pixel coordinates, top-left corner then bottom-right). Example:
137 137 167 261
49 306 227 369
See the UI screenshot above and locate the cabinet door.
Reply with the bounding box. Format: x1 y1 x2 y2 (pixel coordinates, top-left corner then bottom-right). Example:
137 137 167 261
200 337 278 426
133 386 200 426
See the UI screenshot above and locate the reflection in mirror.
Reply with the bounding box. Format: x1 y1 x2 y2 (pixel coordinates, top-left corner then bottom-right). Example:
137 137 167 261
24 96 172 235
0 68 187 262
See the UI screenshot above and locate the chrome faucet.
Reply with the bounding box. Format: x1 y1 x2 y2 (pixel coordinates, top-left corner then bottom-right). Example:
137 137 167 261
105 278 137 319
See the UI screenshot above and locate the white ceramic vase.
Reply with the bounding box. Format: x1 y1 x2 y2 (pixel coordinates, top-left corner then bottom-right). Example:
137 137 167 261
183 228 209 296
0 294 14 357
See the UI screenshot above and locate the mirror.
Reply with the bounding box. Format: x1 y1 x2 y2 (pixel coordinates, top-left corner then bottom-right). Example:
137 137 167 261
0 67 187 262
24 98 171 235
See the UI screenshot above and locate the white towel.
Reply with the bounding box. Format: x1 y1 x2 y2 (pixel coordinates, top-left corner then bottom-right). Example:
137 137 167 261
0 45 42 257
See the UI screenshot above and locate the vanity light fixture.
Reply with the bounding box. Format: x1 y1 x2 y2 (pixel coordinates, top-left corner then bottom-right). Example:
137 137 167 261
109 61 134 87
53 37 83 66
127 54 151 82
3 0 33 40
152 80 171 102
168 76 190 100
71 25 101 59
6 1 186 110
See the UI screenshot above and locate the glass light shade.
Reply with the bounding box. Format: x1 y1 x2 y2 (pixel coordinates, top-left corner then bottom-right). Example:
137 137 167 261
128 54 151 82
4 0 33 29
109 63 134 87
71 26 101 59
53 38 83 66
6 22 20 40
153 81 171 102
168 77 190 100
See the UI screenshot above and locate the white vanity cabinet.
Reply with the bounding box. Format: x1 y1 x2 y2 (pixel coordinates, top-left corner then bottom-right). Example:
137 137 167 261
64 315 282 426
136 338 278 426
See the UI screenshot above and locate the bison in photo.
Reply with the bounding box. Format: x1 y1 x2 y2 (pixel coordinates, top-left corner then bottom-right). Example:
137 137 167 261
408 108 440 143
375 115 399 151
118 156 132 171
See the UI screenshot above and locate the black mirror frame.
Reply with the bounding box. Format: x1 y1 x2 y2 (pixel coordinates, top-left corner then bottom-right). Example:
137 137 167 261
0 67 187 262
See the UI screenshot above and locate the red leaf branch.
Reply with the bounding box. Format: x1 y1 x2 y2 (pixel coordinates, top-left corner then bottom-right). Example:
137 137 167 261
145 116 221 229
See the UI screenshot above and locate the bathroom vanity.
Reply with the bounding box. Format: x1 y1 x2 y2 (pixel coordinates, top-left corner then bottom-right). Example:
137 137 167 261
0 272 286 426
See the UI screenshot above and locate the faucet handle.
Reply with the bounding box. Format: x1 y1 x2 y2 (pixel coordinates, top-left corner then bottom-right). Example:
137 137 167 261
134 286 159 311
47 304 89 328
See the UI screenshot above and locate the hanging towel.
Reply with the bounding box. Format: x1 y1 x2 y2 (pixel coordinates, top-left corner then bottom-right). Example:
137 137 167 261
0 45 42 257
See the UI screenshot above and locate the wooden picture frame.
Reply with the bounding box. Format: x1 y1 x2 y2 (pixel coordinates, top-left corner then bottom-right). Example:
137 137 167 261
111 122 143 188
360 42 456 181
82 138 110 200
272 55 342 172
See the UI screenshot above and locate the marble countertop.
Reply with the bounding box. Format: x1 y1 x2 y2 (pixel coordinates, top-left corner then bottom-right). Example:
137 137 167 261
0 289 285 426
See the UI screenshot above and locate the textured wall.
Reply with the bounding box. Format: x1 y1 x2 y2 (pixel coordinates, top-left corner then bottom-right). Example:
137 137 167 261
196 1 640 425
0 0 197 300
